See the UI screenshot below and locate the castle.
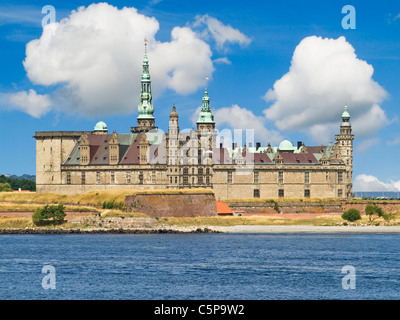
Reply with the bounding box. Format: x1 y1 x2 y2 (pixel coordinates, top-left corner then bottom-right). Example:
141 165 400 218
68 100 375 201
34 42 354 200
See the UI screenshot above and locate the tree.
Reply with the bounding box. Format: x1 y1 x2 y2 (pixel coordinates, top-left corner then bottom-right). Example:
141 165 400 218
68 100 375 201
32 204 66 226
0 175 36 191
365 204 384 223
342 208 361 222
0 182 13 192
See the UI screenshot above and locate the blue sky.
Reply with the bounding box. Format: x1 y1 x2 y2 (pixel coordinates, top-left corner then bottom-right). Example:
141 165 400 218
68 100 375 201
0 0 399 191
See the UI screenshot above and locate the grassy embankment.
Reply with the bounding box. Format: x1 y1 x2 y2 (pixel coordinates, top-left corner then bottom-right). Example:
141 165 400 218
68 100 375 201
0 189 212 229
1 190 399 229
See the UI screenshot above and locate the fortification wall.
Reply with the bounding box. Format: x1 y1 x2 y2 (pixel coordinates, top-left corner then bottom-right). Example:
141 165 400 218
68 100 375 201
345 202 400 214
226 200 344 214
125 193 217 217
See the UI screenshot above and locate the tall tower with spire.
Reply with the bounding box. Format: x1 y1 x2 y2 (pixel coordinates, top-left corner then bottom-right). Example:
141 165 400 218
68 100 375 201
335 105 354 198
196 82 216 166
196 82 215 133
131 38 156 133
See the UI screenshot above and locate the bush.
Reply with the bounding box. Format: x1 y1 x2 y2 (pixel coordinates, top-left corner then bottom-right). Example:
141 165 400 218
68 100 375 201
102 200 125 211
382 211 397 223
32 204 66 226
342 208 361 222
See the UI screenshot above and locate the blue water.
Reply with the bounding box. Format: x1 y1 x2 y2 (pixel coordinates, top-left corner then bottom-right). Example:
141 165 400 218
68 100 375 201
0 233 399 300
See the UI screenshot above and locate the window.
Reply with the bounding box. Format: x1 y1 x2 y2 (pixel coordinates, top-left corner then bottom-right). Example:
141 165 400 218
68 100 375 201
227 171 232 184
110 172 115 184
304 189 310 198
152 171 157 184
254 189 260 198
81 172 85 185
66 172 71 185
96 172 101 184
126 172 131 184
254 171 259 184
183 168 189 185
278 189 284 198
338 172 343 184
139 172 144 185
278 171 284 184
304 172 310 184
338 189 343 198
198 168 204 185
206 176 210 186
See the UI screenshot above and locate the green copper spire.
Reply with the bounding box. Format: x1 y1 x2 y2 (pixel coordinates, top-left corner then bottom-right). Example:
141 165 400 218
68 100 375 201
342 105 350 122
197 81 215 124
137 38 155 120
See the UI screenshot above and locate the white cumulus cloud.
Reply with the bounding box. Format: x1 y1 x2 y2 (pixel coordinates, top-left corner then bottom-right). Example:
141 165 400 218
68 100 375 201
263 36 388 143
22 3 214 117
8 89 52 118
193 14 251 51
354 174 400 192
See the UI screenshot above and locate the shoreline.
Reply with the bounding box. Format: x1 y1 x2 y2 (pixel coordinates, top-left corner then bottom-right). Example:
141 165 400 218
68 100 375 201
2 225 400 234
212 225 400 234
0 227 219 235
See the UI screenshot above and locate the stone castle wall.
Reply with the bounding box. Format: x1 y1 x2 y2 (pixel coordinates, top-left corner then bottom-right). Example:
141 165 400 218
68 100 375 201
226 200 344 214
125 193 217 217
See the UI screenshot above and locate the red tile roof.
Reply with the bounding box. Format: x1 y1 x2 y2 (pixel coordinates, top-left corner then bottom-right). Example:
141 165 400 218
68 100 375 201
216 201 233 215
281 153 318 164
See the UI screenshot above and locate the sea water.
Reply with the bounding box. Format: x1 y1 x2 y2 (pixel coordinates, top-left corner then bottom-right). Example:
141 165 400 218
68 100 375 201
0 233 399 300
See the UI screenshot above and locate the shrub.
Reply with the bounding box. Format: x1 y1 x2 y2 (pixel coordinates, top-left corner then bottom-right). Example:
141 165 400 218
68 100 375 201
32 204 66 226
382 211 397 223
342 208 361 222
102 200 125 211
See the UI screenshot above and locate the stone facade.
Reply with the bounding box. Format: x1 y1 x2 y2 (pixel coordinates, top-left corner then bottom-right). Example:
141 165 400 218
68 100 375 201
34 44 354 200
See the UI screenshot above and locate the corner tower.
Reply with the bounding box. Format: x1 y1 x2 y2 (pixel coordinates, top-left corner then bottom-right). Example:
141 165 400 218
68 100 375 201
132 39 156 133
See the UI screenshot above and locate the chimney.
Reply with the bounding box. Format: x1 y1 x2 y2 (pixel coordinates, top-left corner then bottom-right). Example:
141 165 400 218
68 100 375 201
297 141 302 149
220 143 223 149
